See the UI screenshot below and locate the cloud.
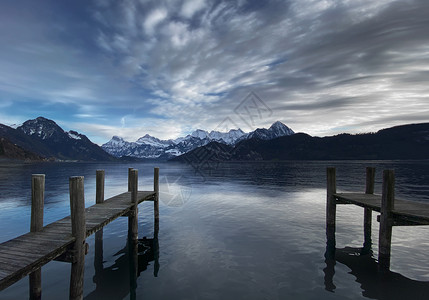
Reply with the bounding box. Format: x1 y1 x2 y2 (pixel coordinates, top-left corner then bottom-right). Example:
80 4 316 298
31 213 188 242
144 8 168 35
1 0 429 144
181 0 206 18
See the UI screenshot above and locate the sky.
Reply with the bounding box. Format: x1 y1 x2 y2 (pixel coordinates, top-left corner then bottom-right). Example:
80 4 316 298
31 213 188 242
0 0 428 145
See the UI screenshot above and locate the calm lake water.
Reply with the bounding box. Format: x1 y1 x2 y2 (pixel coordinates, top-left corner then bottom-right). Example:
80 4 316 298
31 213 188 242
1 160 429 299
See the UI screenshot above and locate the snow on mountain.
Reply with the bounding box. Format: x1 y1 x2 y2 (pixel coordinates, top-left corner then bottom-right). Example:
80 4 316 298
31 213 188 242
191 129 209 139
101 121 294 159
68 131 82 140
136 134 172 148
209 129 245 144
19 117 64 140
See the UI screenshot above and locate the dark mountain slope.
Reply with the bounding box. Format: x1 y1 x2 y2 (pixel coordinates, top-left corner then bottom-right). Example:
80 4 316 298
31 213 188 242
173 123 429 162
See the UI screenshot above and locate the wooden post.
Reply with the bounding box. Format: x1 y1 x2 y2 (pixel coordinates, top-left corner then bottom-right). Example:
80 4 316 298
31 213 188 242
363 167 375 252
128 169 138 296
128 169 138 241
96 170 105 204
326 168 337 228
154 167 159 234
69 176 86 300
378 170 395 271
128 167 133 192
29 174 45 300
94 170 104 287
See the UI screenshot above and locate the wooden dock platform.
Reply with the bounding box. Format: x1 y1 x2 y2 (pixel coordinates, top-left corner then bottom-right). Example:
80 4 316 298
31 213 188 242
0 167 160 300
335 193 429 225
326 167 429 271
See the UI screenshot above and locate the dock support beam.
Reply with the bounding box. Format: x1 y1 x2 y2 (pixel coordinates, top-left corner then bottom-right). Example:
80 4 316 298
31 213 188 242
29 174 45 300
378 170 395 271
364 167 375 252
69 177 86 300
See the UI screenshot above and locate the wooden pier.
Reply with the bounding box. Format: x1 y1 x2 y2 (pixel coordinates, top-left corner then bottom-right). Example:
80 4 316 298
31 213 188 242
0 167 160 300
326 167 429 270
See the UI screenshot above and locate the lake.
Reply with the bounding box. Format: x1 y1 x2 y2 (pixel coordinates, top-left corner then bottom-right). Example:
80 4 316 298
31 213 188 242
1 160 429 299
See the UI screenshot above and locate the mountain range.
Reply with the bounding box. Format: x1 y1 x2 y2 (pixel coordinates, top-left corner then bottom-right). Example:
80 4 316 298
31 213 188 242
172 122 429 162
101 121 294 160
1 116 428 162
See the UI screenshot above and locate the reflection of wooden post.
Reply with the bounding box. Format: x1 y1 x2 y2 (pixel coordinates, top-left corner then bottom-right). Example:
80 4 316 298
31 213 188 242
94 171 104 286
154 167 160 234
378 170 395 271
323 224 336 292
29 174 45 300
326 168 337 229
128 237 138 300
69 176 86 300
153 234 160 277
364 167 375 252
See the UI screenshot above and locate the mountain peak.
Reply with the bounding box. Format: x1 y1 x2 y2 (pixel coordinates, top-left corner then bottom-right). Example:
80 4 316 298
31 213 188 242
191 129 209 139
269 121 294 135
18 117 64 140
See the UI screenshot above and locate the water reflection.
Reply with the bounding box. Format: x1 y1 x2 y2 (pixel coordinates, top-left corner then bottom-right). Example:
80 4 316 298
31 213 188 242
85 231 159 300
324 232 429 300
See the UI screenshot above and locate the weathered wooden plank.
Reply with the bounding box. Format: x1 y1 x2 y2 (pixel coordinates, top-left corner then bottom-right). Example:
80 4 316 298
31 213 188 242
0 252 40 265
0 240 71 291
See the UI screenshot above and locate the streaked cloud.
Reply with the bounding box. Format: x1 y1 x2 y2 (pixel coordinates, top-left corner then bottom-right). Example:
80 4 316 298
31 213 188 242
0 0 428 144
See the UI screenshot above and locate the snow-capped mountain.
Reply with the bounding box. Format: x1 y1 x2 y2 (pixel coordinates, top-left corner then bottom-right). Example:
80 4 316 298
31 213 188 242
0 117 114 161
102 121 294 160
237 121 294 142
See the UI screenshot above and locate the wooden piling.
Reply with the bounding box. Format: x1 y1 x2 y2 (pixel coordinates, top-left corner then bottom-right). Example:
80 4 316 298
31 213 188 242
363 167 375 251
95 170 104 285
154 167 160 234
326 168 337 228
378 170 395 270
96 170 105 204
128 169 138 242
29 174 45 300
69 176 86 300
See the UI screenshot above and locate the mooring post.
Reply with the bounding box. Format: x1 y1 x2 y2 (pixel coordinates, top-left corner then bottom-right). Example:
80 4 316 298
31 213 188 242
326 168 337 228
96 170 105 205
128 169 138 241
363 167 375 252
378 170 395 271
326 167 337 255
94 170 104 286
154 167 160 234
29 174 45 300
128 169 138 296
69 176 86 300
